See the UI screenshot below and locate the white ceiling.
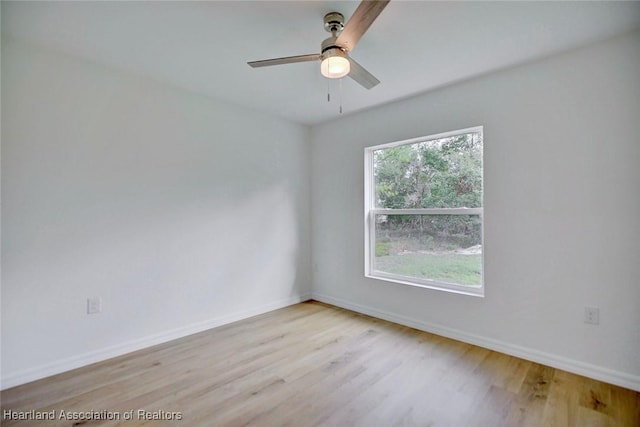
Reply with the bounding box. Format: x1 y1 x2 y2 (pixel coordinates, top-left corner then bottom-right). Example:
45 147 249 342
3 1 640 125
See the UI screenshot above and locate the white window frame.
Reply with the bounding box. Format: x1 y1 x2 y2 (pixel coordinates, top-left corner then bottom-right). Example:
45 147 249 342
364 126 484 297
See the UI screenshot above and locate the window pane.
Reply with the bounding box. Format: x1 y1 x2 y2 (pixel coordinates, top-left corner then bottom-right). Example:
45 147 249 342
373 132 482 209
374 214 482 286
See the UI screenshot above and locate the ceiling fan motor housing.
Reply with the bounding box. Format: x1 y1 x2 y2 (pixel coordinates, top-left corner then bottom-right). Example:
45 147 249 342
321 36 348 63
321 36 343 54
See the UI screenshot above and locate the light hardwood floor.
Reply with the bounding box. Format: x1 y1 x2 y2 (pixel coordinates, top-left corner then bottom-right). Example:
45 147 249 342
2 301 638 426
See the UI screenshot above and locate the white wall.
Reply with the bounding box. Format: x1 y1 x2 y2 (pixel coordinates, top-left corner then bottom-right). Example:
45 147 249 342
311 31 640 390
1 38 311 388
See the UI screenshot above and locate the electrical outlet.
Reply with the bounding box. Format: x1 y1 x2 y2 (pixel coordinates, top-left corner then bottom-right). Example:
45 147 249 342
584 306 599 325
87 297 102 314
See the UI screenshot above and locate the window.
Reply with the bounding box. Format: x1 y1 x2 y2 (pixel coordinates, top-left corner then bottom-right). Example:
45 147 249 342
364 127 484 296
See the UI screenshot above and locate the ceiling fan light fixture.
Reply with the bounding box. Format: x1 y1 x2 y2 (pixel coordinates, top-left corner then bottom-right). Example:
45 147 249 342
320 48 350 79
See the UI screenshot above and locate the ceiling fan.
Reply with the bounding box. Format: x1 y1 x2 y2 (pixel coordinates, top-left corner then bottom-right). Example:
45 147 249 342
248 0 390 90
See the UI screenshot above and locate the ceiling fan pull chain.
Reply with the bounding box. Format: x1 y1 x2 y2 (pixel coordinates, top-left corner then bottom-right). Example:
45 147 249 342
339 78 343 114
327 79 331 102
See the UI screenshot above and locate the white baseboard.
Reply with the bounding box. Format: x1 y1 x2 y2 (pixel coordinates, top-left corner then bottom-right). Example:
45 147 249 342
312 292 640 392
1 293 312 390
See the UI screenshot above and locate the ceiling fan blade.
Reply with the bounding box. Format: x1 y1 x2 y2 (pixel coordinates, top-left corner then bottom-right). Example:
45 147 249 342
336 0 390 53
347 57 380 89
248 54 321 68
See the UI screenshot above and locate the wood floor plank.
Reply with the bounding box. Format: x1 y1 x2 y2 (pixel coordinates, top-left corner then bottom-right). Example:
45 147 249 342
2 301 638 427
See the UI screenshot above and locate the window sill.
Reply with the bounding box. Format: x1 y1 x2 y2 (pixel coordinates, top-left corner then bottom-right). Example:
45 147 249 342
366 271 485 298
